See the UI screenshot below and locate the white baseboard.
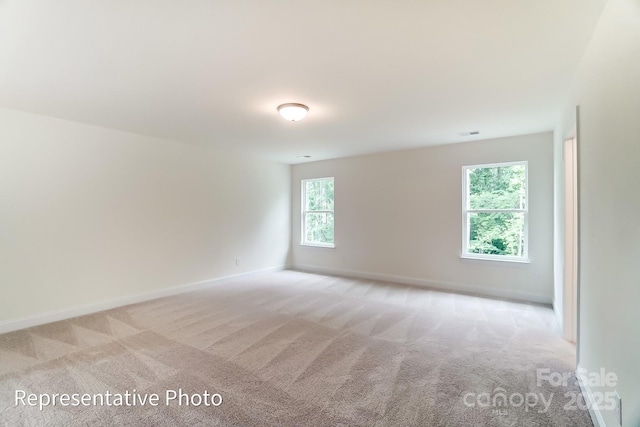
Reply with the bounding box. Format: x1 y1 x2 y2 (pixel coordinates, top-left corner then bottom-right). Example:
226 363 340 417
0 265 288 335
577 364 606 427
292 264 552 305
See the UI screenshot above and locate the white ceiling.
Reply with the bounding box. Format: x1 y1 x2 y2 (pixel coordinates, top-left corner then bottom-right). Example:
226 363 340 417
0 0 606 163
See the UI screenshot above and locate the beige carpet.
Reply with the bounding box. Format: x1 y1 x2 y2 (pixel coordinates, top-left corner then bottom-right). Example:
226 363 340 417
0 270 592 426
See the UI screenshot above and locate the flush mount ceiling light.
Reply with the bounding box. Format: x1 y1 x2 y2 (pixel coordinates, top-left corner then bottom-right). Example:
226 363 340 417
277 103 309 121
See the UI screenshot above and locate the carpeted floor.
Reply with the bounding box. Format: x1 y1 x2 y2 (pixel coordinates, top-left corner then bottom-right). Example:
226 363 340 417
0 270 592 426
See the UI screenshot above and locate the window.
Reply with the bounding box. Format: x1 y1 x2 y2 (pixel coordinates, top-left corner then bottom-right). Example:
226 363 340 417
462 161 528 261
301 177 334 247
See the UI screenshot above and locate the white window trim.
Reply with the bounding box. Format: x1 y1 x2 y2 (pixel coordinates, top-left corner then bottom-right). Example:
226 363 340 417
301 177 335 248
461 161 529 263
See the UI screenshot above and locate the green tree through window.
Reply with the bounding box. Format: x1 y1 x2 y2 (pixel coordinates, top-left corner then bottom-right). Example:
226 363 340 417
302 177 334 246
463 163 527 259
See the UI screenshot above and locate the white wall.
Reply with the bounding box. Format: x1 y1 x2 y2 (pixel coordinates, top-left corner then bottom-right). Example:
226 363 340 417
291 133 554 304
0 108 291 326
557 0 640 424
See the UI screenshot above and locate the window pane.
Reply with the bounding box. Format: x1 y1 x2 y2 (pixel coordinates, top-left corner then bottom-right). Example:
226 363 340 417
467 212 525 257
468 164 526 210
305 179 334 211
304 212 334 244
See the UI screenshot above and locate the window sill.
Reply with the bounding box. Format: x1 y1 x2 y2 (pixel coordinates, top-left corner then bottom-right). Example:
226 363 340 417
460 254 530 264
301 243 335 249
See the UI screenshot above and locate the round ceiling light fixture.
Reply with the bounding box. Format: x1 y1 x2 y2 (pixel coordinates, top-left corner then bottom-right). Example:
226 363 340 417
277 103 309 121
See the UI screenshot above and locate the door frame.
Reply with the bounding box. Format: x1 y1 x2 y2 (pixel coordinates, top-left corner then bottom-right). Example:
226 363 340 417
563 134 578 344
